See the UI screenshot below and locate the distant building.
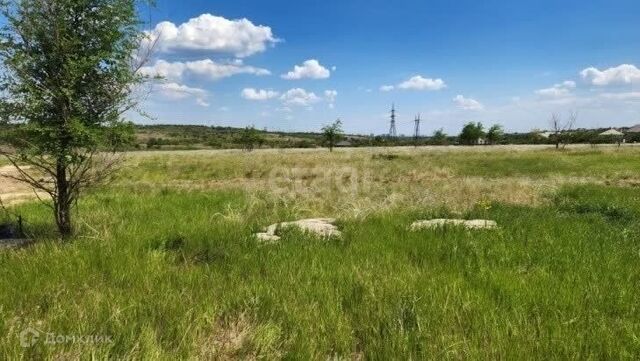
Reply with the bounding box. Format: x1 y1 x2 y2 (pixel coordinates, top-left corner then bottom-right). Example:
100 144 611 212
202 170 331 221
336 140 352 147
599 128 624 136
538 131 554 138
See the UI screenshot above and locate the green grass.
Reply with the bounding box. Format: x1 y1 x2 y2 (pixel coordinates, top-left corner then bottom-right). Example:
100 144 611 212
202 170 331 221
1 147 640 359
434 147 640 179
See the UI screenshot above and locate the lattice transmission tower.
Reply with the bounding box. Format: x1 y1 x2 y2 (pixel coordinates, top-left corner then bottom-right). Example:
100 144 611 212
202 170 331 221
414 114 421 144
389 104 397 137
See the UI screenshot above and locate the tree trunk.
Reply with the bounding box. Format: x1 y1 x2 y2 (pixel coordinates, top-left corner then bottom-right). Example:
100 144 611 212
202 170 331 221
55 159 73 238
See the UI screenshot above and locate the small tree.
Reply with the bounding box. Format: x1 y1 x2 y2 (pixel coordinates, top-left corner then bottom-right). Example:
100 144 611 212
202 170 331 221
0 0 151 237
615 134 624 148
550 112 577 150
321 119 344 152
459 122 485 145
486 124 504 145
432 128 448 145
238 126 263 152
528 129 545 144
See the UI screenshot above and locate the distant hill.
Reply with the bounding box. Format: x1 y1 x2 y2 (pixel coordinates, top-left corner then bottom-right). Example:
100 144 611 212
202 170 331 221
132 124 412 150
134 124 324 150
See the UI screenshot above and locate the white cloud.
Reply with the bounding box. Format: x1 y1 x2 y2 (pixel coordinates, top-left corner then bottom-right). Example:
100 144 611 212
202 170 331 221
380 85 395 92
282 59 331 80
140 59 270 82
397 75 446 91
324 90 338 108
155 82 209 107
144 14 278 57
156 83 206 99
580 64 640 86
453 95 484 110
280 88 321 106
196 98 211 107
141 60 185 80
324 90 337 102
241 88 279 101
536 88 571 98
535 80 576 98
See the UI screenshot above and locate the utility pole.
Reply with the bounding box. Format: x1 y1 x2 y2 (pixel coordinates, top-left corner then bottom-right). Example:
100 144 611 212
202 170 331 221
389 104 397 138
414 114 421 146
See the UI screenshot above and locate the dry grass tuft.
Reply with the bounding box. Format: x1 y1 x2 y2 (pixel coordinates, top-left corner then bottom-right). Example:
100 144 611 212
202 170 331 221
198 313 283 360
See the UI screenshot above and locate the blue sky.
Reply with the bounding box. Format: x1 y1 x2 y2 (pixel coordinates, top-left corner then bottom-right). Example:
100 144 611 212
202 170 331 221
135 0 640 135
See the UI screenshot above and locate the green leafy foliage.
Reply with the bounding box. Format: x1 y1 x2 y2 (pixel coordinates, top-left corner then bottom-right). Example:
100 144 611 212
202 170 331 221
431 128 448 145
237 126 264 152
321 119 344 152
0 0 147 236
459 122 485 145
486 124 504 144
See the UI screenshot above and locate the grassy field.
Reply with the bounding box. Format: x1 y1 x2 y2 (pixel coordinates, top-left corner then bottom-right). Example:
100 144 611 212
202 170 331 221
1 145 640 359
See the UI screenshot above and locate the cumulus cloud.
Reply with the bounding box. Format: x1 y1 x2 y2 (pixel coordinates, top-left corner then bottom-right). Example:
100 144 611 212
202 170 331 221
143 14 279 57
398 75 446 91
280 88 321 106
140 59 270 82
155 82 209 107
453 95 484 110
241 88 279 100
580 64 640 86
380 76 446 92
535 80 576 98
281 59 331 80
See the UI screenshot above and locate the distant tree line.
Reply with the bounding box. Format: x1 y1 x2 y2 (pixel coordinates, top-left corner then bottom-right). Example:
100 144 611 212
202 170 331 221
6 123 638 153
